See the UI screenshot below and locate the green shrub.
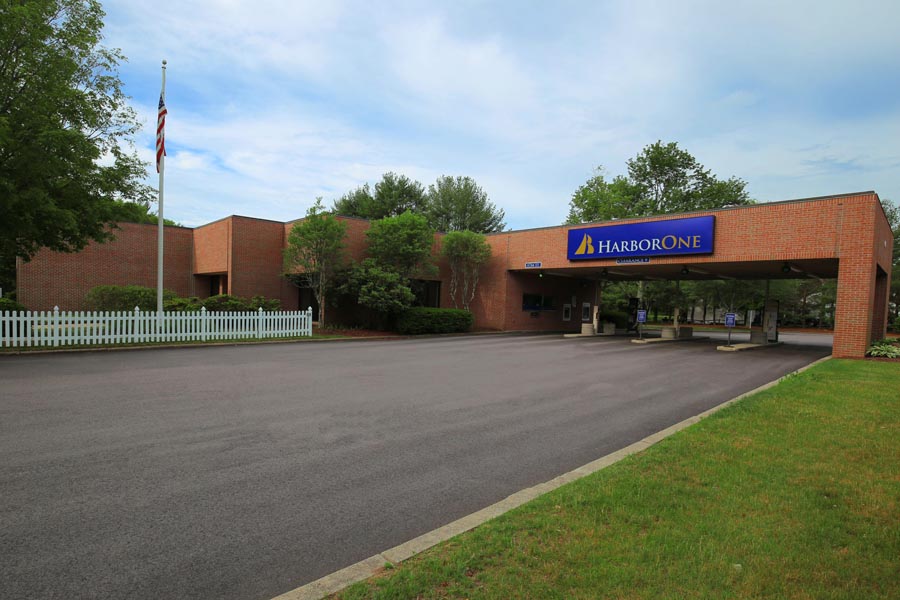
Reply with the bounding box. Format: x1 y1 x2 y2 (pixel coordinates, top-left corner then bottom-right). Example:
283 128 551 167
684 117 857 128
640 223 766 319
0 297 26 312
248 295 281 311
85 285 177 311
396 307 473 335
596 310 629 328
894 315 900 333
866 339 900 358
201 294 252 312
164 297 203 312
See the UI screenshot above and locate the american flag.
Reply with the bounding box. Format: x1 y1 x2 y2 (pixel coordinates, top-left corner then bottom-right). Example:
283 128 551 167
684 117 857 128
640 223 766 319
156 92 167 172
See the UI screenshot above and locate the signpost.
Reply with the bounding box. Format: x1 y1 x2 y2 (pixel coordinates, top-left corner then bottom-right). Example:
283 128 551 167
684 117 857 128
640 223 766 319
725 312 736 346
637 309 647 340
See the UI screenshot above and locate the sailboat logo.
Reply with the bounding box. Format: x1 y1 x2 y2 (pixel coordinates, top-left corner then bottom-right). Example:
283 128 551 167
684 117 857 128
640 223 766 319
574 233 594 255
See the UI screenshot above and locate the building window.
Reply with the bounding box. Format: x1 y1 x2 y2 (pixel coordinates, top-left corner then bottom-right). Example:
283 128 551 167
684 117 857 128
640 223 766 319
412 280 441 308
563 304 572 321
523 293 554 310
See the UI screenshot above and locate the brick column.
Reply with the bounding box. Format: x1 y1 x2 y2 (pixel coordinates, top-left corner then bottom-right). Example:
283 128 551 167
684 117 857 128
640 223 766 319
832 202 878 358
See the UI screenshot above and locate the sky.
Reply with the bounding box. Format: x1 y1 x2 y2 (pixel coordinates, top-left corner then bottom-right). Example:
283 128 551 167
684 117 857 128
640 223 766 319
101 0 900 230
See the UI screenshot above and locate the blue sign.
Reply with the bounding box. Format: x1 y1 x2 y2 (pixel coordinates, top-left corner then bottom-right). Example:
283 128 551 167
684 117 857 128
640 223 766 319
637 310 647 323
567 216 715 261
725 313 736 328
525 262 542 268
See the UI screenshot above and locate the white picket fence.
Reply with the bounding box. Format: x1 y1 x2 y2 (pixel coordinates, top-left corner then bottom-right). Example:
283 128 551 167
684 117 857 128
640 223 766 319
0 306 314 348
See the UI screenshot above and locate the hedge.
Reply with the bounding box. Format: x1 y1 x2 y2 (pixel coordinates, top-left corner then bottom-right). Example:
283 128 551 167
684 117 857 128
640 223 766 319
85 285 177 311
0 297 26 312
396 307 473 335
85 286 282 313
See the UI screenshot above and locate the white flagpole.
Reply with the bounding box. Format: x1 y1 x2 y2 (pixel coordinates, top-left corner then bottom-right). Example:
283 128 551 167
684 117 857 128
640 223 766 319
157 60 167 319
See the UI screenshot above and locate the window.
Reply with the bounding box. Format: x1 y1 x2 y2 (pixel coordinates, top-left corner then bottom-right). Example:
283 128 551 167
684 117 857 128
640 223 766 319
523 293 554 311
563 304 572 321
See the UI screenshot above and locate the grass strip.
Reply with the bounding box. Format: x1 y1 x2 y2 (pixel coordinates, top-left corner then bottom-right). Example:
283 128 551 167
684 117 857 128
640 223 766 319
337 360 900 599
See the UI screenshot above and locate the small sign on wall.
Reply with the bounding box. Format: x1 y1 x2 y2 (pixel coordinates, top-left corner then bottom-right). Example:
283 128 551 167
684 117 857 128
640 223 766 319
525 262 542 268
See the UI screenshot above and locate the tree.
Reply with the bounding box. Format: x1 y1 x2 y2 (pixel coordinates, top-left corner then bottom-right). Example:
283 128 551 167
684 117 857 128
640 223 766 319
284 198 347 326
626 141 752 215
110 201 178 226
567 142 752 226
332 183 374 218
365 211 435 279
881 198 899 326
333 173 426 220
442 231 492 310
0 0 152 269
345 258 415 316
426 176 505 233
565 169 641 224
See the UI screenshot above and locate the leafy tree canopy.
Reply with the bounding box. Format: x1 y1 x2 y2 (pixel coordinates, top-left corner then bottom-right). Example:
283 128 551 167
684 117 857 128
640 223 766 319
442 230 492 310
0 0 153 265
346 258 415 316
365 211 435 278
333 172 426 220
566 170 641 224
110 201 178 226
567 141 752 223
426 175 505 233
284 198 347 326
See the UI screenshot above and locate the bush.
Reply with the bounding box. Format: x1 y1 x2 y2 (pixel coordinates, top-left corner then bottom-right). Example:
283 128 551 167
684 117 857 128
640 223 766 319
866 339 900 358
201 294 252 312
596 310 629 329
894 315 900 333
85 285 176 311
396 307 473 335
248 295 281 311
164 297 203 312
0 297 26 312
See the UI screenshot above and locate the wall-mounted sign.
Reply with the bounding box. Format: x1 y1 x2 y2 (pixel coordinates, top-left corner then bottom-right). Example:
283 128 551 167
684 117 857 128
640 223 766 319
567 216 715 261
525 262 542 268
616 257 650 264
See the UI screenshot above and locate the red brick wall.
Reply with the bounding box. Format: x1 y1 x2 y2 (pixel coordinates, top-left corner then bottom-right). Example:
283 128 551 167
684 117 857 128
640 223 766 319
193 218 230 274
466 193 890 356
14 193 892 357
503 272 593 332
229 217 295 308
17 223 194 310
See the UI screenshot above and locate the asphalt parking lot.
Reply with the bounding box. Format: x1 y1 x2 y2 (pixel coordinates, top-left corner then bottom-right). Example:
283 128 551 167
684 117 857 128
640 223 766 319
0 333 831 599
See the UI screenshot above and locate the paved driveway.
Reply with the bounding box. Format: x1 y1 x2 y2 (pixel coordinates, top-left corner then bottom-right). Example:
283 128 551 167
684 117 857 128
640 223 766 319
0 333 831 599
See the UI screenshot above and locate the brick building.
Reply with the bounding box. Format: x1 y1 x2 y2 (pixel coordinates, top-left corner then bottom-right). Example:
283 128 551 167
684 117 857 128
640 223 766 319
16 191 893 358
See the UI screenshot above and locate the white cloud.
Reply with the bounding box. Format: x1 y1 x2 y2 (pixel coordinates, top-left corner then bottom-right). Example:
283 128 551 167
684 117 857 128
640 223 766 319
104 0 900 229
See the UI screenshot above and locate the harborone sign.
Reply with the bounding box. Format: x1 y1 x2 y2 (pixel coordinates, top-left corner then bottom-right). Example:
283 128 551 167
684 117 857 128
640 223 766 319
567 215 715 261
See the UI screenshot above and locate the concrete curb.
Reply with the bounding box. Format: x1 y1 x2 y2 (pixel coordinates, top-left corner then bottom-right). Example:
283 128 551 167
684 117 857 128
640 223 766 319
717 341 784 352
0 330 539 357
271 355 833 600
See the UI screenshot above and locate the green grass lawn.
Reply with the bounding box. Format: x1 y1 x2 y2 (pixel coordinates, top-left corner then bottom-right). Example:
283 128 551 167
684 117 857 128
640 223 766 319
337 360 900 600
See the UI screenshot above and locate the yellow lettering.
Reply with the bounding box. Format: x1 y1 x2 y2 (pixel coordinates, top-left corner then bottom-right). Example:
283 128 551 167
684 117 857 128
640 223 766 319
661 235 676 250
692 235 701 248
575 233 594 255
678 237 690 249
